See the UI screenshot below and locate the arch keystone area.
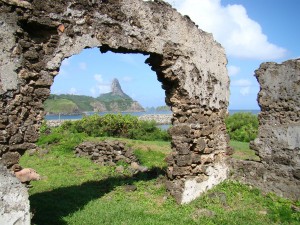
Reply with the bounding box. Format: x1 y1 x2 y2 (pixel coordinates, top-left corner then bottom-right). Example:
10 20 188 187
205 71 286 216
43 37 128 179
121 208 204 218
0 0 230 217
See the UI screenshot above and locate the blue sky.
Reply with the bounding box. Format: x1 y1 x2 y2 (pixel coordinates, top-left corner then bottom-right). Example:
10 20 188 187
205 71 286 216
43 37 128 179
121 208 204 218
51 0 300 109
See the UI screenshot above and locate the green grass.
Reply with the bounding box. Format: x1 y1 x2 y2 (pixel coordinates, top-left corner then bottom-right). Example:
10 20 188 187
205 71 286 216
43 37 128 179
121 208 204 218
44 99 79 114
230 141 260 161
19 132 299 224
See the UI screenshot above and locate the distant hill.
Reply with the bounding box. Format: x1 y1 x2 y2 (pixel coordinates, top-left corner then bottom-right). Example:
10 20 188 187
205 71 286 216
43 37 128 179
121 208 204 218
44 79 144 114
44 98 80 114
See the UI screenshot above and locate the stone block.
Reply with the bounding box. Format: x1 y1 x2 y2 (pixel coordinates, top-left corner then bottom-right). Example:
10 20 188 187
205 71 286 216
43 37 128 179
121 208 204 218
175 155 192 167
0 164 30 225
1 151 20 167
195 138 206 152
293 169 300 180
172 166 191 176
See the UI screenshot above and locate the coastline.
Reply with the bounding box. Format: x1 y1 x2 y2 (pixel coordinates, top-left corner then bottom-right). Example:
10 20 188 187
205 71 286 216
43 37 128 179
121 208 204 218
45 110 260 127
46 114 172 127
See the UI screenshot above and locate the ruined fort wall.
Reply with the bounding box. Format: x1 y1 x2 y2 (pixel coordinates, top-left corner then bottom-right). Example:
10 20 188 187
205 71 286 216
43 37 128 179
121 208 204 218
0 0 230 204
231 59 300 200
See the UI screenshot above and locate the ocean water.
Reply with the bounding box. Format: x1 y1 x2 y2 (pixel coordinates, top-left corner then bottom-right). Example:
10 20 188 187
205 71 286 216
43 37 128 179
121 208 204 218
45 109 260 121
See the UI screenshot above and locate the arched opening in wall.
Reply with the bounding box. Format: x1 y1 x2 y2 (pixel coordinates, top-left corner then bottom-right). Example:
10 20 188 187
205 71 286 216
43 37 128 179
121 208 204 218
21 47 174 224
47 47 169 118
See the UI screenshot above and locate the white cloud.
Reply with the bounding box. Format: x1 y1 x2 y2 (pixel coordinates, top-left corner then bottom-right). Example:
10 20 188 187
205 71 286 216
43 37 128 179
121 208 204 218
68 87 78 95
232 79 252 96
79 62 87 70
122 76 133 82
167 0 286 60
94 74 104 83
227 65 240 77
232 79 252 87
240 86 250 96
90 74 111 97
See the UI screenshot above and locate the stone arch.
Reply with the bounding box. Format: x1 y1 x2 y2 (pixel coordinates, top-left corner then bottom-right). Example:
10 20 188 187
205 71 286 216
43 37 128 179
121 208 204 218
0 0 230 204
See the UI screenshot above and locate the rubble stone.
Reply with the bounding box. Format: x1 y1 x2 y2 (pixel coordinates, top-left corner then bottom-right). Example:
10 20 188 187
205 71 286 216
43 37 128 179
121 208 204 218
75 140 139 166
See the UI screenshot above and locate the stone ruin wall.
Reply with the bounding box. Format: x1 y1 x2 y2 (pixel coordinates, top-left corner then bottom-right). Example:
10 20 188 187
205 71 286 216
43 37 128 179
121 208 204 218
75 140 139 166
0 164 31 225
0 0 230 206
231 59 300 201
1 1 299 224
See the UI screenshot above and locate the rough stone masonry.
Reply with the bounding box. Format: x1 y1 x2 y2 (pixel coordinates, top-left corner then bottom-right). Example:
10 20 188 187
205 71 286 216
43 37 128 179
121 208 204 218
231 59 300 201
0 0 230 208
0 1 299 224
0 165 31 225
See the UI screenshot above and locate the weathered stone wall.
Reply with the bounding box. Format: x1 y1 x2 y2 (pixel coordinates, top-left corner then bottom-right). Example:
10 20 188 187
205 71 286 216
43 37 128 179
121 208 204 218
0 164 31 225
231 59 300 201
75 140 139 166
0 0 230 204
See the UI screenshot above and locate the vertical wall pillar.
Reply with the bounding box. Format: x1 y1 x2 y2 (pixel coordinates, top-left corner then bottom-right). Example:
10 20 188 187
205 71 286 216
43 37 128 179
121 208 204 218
231 59 300 200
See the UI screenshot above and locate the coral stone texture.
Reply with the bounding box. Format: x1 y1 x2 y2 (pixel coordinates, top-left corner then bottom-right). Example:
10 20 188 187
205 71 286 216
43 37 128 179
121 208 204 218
0 0 230 205
0 164 31 225
231 59 300 201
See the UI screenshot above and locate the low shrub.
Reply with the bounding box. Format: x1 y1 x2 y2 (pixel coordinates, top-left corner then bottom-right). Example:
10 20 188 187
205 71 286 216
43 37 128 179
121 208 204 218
60 114 171 141
37 125 87 154
225 112 258 142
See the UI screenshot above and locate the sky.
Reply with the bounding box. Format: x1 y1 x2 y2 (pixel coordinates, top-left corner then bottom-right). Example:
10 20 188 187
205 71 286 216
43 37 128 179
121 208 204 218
51 0 300 110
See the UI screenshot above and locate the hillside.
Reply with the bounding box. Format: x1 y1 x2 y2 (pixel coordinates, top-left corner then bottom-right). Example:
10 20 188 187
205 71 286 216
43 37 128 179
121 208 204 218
44 98 80 114
44 79 144 114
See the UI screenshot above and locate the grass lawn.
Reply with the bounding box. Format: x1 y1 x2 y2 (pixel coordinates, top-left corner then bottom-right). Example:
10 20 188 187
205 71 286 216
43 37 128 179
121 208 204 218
230 141 260 161
20 137 299 225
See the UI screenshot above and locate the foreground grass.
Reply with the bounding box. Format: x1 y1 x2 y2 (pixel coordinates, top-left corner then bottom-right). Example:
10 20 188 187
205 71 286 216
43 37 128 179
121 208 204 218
230 140 260 161
20 137 299 225
21 125 300 225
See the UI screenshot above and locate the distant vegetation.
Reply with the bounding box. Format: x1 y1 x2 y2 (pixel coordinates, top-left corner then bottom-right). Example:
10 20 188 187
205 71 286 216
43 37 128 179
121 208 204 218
155 105 170 111
44 93 144 114
45 94 94 113
97 92 132 102
44 98 80 115
225 112 259 142
144 105 171 111
96 93 137 112
59 114 171 142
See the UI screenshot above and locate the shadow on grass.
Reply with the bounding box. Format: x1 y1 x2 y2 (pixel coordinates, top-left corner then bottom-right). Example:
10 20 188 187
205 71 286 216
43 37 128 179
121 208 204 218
30 167 165 225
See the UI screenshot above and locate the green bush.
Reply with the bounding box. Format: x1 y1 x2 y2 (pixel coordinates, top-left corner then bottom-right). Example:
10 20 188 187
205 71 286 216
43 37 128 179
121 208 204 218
60 114 171 142
37 125 87 153
225 112 258 142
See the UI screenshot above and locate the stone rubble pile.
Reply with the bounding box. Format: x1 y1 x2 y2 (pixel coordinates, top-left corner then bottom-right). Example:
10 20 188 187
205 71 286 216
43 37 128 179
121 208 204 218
138 114 172 125
75 140 139 167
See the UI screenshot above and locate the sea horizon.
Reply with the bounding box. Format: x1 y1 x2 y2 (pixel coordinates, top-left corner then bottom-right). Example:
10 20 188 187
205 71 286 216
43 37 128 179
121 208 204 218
45 109 260 121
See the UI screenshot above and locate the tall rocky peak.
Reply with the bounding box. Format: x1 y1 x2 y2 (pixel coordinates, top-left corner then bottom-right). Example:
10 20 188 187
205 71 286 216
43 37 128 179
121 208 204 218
111 78 126 97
